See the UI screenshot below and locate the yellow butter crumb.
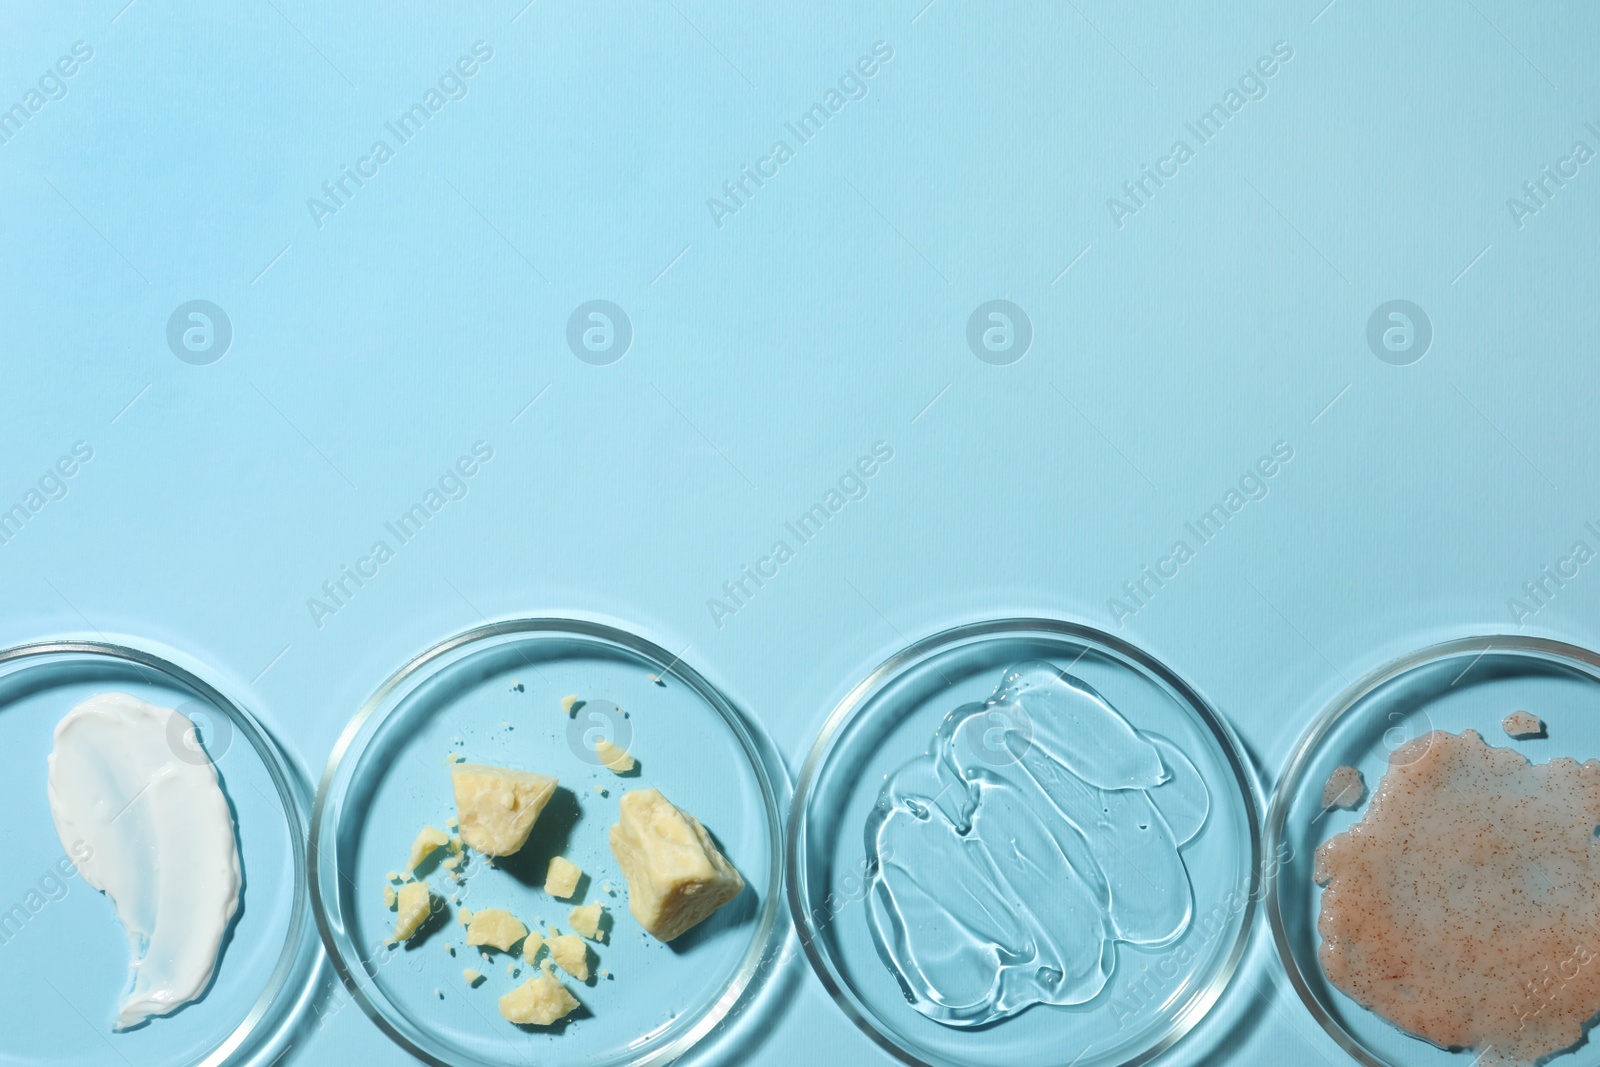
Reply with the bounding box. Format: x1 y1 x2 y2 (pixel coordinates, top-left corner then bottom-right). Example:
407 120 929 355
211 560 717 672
568 903 606 941
498 972 579 1026
407 825 450 871
545 856 582 899
522 930 545 958
451 762 559 857
466 908 528 953
593 737 636 773
547 933 590 980
392 881 432 942
609 787 744 941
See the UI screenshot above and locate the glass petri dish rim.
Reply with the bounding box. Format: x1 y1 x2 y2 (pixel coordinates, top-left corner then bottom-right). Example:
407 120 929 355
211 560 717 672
309 615 791 1067
1264 632 1600 1067
786 616 1265 1067
0 636 318 1067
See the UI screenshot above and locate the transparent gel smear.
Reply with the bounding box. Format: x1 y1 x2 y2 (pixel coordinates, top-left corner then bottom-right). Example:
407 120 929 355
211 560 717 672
865 661 1209 1027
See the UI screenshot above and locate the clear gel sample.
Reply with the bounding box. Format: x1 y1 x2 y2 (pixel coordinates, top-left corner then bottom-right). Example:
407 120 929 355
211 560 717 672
864 661 1208 1027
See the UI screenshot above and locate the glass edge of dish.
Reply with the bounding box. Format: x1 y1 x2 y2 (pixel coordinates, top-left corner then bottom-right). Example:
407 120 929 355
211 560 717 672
784 616 1265 1067
0 635 319 1067
308 615 790 1067
1263 632 1600 1067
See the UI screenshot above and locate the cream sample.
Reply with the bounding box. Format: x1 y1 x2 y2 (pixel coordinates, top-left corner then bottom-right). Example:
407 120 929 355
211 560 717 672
47 692 242 1029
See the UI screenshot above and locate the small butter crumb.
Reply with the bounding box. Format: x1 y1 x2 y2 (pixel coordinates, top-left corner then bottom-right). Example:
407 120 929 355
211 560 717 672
561 694 579 715
383 885 397 908
545 856 582 899
548 934 590 981
407 825 450 871
594 737 636 773
498 972 579 1026
393 882 432 942
569 903 606 941
522 930 545 958
463 968 484 986
458 907 474 926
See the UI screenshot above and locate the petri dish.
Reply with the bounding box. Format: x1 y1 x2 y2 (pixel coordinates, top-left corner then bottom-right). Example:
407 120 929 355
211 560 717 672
788 619 1262 1067
1268 635 1600 1067
0 638 322 1067
311 617 789 1067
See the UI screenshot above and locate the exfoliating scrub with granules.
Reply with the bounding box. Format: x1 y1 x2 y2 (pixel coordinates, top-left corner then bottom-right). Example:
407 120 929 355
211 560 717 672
1314 727 1600 1064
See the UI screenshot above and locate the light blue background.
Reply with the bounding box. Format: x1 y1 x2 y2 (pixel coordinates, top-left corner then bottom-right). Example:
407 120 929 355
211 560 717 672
4 1 1600 1063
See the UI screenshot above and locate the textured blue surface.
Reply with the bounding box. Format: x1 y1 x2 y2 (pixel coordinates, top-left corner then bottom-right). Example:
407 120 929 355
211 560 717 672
4 1 1600 1063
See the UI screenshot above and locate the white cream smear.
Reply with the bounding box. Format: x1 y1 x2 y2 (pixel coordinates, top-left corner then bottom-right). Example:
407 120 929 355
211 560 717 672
47 692 241 1028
